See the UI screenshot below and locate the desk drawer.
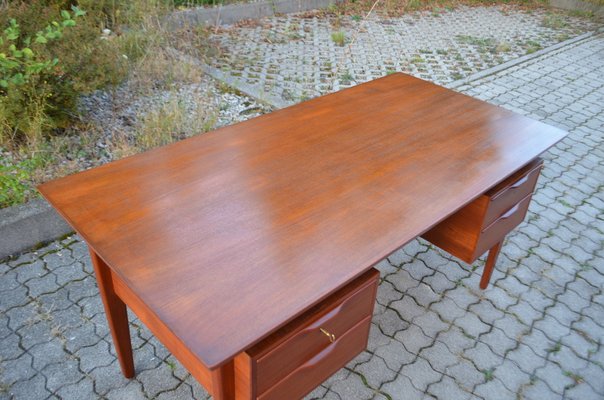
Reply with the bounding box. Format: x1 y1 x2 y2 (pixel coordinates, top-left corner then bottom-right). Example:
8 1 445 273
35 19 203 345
421 158 542 263
475 193 533 257
259 316 372 400
483 158 543 227
235 269 379 400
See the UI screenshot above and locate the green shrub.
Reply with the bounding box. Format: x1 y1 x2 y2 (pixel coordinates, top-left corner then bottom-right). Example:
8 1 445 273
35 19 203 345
0 151 50 208
0 2 128 148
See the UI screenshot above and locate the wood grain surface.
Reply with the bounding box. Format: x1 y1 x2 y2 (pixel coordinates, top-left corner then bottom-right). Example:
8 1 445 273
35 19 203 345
38 73 567 369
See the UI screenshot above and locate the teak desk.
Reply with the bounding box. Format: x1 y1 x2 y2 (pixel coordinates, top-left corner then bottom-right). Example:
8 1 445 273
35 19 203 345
39 74 566 399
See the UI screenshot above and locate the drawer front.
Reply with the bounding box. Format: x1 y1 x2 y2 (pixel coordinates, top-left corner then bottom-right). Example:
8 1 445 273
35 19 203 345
259 316 372 400
483 159 542 227
476 194 533 257
256 272 378 393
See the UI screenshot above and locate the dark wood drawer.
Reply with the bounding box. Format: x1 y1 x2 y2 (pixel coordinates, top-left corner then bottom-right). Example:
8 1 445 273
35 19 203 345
475 194 533 257
421 158 542 263
483 158 543 227
259 315 372 400
234 268 379 400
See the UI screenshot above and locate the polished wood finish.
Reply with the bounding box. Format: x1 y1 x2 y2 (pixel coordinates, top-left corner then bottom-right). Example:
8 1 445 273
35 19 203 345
111 267 212 390
260 316 372 400
482 159 543 227
212 361 236 400
38 73 566 370
89 249 134 378
422 159 543 287
235 269 379 399
254 269 378 393
480 241 503 290
235 269 379 400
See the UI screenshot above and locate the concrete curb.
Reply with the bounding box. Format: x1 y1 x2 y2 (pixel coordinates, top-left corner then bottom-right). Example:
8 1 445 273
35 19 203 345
165 0 340 28
448 28 603 89
549 0 604 16
0 198 73 260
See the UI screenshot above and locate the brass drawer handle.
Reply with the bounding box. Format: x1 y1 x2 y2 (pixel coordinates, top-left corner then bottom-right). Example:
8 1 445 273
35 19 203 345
319 328 336 343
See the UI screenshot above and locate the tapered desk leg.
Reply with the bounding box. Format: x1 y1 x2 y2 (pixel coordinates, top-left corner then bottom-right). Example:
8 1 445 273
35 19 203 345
211 361 235 400
89 248 135 378
480 241 503 290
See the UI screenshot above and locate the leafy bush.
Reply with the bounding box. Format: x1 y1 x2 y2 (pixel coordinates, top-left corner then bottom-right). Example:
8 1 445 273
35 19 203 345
0 1 128 148
0 151 50 208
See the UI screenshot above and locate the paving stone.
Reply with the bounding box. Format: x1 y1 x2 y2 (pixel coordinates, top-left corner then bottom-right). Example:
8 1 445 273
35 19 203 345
138 363 181 398
521 378 561 400
0 352 36 386
431 296 467 323
13 261 48 284
534 314 572 342
76 340 114 373
0 271 21 293
520 329 557 359
561 329 599 360
374 338 416 372
479 326 517 358
406 282 442 308
53 262 88 286
444 286 480 311
464 342 504 371
390 295 425 323
153 382 193 399
106 380 147 400
381 374 423 400
184 374 211 399
565 381 604 400
385 268 421 295
484 286 517 310
328 371 375 400
405 259 436 282
506 343 547 375
43 360 83 393
420 340 459 373
575 363 604 396
355 355 397 389
412 310 449 339
427 375 471 400
373 306 410 337
5 373 50 400
0 286 29 310
367 318 391 353
64 323 103 353
493 358 532 394
206 6 599 102
468 300 505 325
394 323 433 355
446 359 485 392
581 304 604 328
547 302 581 328
0 333 24 361
376 279 403 307
436 326 476 356
304 383 329 400
400 357 442 392
5 302 38 332
473 377 515 400
535 362 575 395
37 288 74 313
454 312 491 340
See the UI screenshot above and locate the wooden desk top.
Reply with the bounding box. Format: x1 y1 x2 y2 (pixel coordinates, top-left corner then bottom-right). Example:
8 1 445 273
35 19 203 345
39 73 566 369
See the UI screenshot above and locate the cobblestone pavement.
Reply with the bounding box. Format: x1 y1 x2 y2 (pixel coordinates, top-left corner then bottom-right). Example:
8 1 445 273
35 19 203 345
1 24 604 400
207 6 600 103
